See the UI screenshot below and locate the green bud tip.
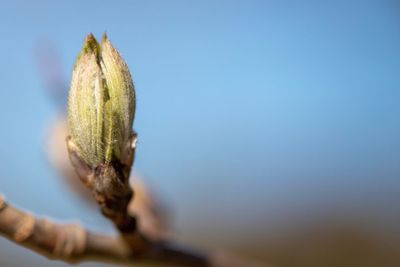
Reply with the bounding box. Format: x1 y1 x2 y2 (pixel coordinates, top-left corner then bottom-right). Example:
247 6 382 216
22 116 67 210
68 33 135 167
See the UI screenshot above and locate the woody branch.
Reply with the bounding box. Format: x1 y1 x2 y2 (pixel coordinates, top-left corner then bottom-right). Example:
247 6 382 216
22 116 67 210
0 194 215 266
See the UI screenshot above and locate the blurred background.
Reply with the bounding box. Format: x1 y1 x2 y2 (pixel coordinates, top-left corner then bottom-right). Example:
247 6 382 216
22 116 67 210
0 1 399 266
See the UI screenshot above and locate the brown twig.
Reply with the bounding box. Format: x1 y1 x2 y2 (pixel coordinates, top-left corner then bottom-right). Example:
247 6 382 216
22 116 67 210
0 195 261 266
0 195 212 266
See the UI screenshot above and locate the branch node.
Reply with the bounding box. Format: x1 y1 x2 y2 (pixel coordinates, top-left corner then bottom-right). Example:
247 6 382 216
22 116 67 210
54 223 87 258
13 213 35 242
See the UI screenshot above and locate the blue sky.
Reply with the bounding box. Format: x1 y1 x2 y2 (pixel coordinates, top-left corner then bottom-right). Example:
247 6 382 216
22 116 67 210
0 0 399 265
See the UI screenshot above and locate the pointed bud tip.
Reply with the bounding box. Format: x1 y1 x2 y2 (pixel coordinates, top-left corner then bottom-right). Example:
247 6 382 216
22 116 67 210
102 32 108 43
101 32 114 50
83 33 100 55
